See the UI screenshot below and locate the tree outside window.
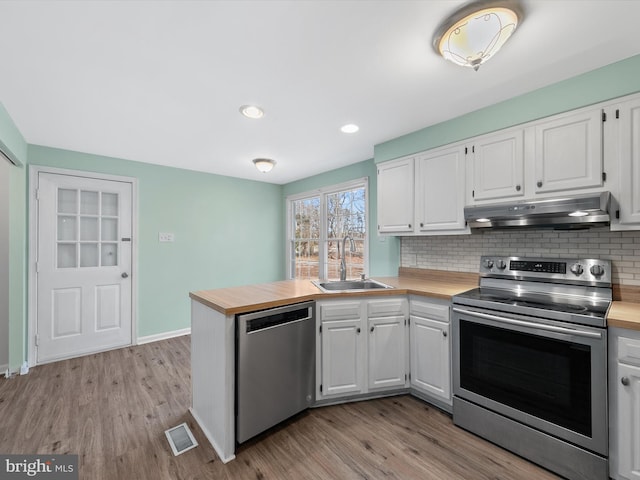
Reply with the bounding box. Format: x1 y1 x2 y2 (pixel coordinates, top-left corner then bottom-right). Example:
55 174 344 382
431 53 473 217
288 180 367 281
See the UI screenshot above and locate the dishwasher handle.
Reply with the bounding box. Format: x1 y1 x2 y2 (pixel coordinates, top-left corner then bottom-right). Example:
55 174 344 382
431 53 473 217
240 302 314 334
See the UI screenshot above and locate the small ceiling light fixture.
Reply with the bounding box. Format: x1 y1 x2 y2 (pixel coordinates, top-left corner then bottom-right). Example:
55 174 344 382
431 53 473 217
253 158 276 173
340 124 360 134
240 105 264 119
433 0 523 71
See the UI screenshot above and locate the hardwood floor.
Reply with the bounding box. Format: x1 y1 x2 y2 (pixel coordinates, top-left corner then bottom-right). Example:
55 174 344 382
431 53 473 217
0 336 559 479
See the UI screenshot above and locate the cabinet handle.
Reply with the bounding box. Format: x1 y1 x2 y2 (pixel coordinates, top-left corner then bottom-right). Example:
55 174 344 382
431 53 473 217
356 327 361 334
370 326 375 332
420 222 424 227
442 331 448 337
621 376 630 386
515 185 521 191
537 181 543 188
408 224 412 229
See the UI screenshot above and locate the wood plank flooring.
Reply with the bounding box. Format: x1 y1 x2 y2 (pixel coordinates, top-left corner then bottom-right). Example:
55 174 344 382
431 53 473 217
0 336 559 479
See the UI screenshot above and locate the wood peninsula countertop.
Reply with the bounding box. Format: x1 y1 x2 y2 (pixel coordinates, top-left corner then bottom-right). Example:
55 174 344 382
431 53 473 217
189 268 478 316
189 267 640 331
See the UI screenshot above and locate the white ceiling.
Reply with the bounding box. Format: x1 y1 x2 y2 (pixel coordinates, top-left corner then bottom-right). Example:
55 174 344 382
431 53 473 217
1 1 640 185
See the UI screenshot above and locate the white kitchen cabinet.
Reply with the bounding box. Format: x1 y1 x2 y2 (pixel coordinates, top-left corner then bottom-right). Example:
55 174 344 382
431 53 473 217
377 157 414 234
321 318 365 397
415 144 468 234
367 298 408 390
611 96 640 228
317 301 364 398
609 328 640 480
531 108 604 194
467 128 525 202
409 298 451 406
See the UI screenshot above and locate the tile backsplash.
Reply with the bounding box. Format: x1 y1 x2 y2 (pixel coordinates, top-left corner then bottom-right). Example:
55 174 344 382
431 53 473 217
400 228 640 286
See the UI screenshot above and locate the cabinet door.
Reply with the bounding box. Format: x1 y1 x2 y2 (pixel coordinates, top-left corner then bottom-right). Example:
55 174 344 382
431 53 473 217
321 319 364 397
616 98 640 225
470 129 524 201
410 315 450 402
368 315 406 390
415 145 467 232
377 158 414 234
616 362 640 480
533 108 603 194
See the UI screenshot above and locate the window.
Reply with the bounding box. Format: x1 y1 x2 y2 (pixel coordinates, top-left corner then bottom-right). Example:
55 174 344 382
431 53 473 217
287 179 368 280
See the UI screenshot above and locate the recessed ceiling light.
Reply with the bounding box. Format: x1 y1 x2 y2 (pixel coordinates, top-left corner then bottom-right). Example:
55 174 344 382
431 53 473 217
341 124 359 134
240 105 264 119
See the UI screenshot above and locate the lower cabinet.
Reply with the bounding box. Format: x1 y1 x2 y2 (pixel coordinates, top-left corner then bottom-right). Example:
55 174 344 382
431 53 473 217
316 297 408 401
409 297 451 406
610 328 640 480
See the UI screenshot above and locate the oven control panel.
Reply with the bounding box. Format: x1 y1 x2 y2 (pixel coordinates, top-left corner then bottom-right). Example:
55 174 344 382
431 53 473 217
479 256 612 286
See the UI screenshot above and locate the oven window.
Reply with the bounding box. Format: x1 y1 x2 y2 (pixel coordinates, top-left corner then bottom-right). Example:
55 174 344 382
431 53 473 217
459 320 591 436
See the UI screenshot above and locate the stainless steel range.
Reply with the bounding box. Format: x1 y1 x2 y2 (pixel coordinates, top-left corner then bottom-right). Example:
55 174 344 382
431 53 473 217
452 256 612 480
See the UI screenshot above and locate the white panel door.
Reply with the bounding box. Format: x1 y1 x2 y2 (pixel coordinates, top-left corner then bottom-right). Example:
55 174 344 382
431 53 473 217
410 315 450 402
321 319 364 397
470 129 525 202
617 98 640 225
415 145 467 232
368 315 406 390
533 108 603 194
377 157 414 234
616 362 640 480
36 172 132 363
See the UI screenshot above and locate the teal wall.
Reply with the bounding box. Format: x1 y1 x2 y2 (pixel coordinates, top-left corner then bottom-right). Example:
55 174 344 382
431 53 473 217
375 54 640 162
28 146 285 338
282 159 400 277
0 103 28 372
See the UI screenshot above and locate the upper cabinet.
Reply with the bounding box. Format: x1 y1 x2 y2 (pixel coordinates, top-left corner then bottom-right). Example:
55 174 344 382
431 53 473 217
377 157 414 234
467 128 524 202
415 144 467 233
531 108 604 194
610 96 640 229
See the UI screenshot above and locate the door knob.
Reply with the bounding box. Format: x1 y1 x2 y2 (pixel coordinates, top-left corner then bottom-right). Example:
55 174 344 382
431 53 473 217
121 272 129 278
442 331 448 337
621 377 630 386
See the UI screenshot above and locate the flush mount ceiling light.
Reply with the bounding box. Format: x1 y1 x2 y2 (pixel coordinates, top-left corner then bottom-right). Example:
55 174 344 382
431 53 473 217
240 105 264 119
433 0 523 71
340 124 359 134
253 158 276 173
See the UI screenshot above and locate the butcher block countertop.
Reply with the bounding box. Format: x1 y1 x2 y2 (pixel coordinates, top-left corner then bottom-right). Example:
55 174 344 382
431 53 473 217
189 267 640 331
189 267 478 316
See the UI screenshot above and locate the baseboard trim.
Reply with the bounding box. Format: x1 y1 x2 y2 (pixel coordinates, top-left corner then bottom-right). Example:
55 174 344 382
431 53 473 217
189 407 236 464
137 328 191 345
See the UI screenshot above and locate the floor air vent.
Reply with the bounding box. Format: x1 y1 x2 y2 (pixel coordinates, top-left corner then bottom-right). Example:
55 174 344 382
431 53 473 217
165 422 198 456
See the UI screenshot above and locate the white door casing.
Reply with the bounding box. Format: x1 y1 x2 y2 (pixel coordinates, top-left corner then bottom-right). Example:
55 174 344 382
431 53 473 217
31 168 136 364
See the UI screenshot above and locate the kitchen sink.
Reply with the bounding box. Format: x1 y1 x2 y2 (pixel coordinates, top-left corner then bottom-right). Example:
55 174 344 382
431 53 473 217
312 279 394 292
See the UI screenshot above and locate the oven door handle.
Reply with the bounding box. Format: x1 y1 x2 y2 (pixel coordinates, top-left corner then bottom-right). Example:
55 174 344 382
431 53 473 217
452 307 603 339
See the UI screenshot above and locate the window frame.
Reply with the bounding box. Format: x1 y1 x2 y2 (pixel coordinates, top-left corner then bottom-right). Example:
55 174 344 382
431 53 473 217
286 177 369 281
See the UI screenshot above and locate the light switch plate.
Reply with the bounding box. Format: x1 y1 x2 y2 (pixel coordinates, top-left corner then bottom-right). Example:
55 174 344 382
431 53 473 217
159 232 175 242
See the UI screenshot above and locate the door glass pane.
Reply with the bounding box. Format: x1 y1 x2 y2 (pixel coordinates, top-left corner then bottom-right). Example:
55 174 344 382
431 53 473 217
58 189 77 214
80 191 99 215
101 243 118 266
57 216 77 241
102 193 118 216
80 243 99 267
80 217 99 241
57 244 77 268
101 218 117 241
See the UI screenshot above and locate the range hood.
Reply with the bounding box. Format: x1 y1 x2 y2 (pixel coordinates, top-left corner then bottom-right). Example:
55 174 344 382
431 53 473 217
464 192 611 230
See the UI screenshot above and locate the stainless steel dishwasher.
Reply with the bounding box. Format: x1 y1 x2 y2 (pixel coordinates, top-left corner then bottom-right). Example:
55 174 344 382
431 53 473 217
236 301 315 444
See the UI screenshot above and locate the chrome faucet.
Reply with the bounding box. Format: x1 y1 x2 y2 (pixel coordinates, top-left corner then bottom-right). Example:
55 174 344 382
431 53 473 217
340 235 356 281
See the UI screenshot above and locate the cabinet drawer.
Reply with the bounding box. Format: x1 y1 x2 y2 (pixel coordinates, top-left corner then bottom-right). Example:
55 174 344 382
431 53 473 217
618 336 640 367
410 300 449 322
319 301 361 322
367 298 406 318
